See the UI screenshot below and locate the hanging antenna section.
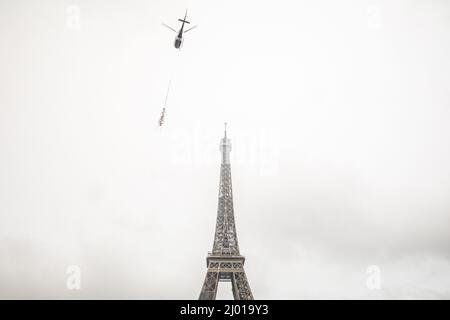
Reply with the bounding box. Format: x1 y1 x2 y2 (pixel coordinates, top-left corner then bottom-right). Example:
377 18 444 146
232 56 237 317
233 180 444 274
159 80 171 127
159 107 166 127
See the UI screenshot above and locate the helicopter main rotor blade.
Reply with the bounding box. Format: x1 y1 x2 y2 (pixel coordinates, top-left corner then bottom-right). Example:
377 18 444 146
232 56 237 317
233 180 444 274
162 23 177 33
183 25 197 33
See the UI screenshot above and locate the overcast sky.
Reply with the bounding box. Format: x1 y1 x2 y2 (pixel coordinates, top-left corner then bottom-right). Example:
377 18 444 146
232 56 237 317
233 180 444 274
1 0 450 299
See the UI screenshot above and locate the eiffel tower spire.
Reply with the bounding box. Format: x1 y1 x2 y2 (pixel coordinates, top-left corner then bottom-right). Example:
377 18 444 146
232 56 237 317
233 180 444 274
199 125 254 300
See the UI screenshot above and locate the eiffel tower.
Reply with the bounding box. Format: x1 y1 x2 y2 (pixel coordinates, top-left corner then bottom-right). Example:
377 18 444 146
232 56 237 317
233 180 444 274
199 124 254 300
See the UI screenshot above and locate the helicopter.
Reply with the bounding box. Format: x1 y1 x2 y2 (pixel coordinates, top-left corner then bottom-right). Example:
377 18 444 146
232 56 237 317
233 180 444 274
162 10 197 49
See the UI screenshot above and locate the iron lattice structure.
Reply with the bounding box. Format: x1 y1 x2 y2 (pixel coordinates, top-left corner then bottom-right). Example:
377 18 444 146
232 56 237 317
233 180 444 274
199 126 253 300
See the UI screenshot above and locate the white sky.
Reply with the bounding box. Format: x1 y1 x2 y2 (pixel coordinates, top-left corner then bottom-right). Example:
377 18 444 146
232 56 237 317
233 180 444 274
0 0 450 299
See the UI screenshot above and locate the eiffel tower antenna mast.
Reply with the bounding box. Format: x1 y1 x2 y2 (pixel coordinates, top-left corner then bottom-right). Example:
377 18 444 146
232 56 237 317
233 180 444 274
199 124 254 300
